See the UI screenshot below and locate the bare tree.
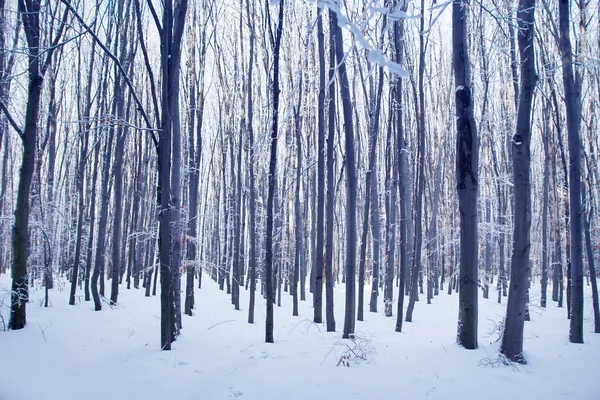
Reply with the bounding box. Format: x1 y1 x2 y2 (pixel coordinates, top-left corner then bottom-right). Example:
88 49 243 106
501 0 537 363
558 0 585 344
7 0 67 329
264 0 284 343
452 0 479 349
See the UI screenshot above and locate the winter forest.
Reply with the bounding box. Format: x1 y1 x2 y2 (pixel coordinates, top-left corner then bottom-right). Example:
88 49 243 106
0 0 599 398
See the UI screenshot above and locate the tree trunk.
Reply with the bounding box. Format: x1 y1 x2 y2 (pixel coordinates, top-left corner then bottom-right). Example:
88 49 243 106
405 0 427 325
541 94 550 308
394 0 409 332
264 0 284 343
558 0 584 345
158 0 188 350
313 6 326 325
501 0 537 363
330 9 357 340
453 0 479 349
357 59 383 322
324 8 336 332
246 0 257 325
583 178 600 333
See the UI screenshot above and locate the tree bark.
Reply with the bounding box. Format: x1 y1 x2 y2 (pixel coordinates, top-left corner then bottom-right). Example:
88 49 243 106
558 0 584 344
501 0 537 363
264 0 284 343
313 6 326 325
325 7 336 332
394 0 409 332
452 0 479 349
330 9 357 339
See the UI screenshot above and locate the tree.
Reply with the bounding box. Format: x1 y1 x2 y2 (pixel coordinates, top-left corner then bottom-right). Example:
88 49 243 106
264 0 284 343
7 0 67 330
501 0 537 363
328 6 357 339
324 6 337 332
313 6 326 325
393 0 409 332
452 0 479 349
246 0 258 325
558 0 584 344
156 0 189 350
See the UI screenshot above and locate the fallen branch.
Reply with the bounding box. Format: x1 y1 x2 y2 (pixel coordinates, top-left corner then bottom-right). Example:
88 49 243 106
207 320 235 330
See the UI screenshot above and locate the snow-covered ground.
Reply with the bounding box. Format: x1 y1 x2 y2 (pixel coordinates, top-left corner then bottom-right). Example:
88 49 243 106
1 273 598 400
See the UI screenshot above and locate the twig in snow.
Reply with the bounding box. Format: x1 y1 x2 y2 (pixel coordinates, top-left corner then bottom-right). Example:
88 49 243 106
207 320 235 330
38 322 48 342
288 319 322 335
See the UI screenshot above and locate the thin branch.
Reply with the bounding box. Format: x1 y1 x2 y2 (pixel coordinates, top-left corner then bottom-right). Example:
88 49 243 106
41 4 70 75
60 0 158 148
146 0 163 35
0 99 24 139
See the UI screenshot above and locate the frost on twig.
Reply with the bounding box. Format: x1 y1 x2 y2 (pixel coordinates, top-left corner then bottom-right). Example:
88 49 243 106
288 319 322 335
0 287 8 331
317 0 409 77
321 333 377 367
484 317 504 343
478 353 530 373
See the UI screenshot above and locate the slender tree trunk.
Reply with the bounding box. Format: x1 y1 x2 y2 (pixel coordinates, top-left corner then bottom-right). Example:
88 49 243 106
394 0 409 332
357 62 383 322
541 96 550 308
246 0 257 325
264 0 284 343
158 0 188 350
293 90 303 317
313 7 326 325
184 6 205 316
69 105 89 306
324 8 336 332
558 0 584 344
501 0 537 363
9 0 50 330
330 9 357 339
92 126 114 311
453 0 479 349
583 178 600 333
405 0 427 324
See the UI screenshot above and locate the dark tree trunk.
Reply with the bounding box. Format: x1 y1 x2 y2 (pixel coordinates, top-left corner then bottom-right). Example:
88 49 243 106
158 0 188 350
453 0 479 349
246 0 257 325
293 85 303 317
184 7 205 316
313 7 326 325
541 95 550 308
501 0 537 363
394 0 409 332
264 0 284 343
405 0 427 325
558 0 584 344
92 123 114 311
583 178 600 333
85 130 100 302
357 70 383 321
69 103 89 306
324 8 336 332
330 9 357 339
10 0 62 329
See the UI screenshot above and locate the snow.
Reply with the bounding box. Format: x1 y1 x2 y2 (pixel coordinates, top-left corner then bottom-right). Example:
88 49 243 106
1 273 599 400
368 49 409 78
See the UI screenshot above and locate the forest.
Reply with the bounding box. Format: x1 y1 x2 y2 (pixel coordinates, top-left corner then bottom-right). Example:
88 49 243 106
0 0 599 398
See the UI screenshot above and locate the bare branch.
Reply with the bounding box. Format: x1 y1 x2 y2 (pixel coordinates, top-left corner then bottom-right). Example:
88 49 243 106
0 99 24 139
60 0 158 149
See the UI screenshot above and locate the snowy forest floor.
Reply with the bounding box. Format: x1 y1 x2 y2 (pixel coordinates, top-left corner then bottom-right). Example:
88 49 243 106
1 273 598 400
